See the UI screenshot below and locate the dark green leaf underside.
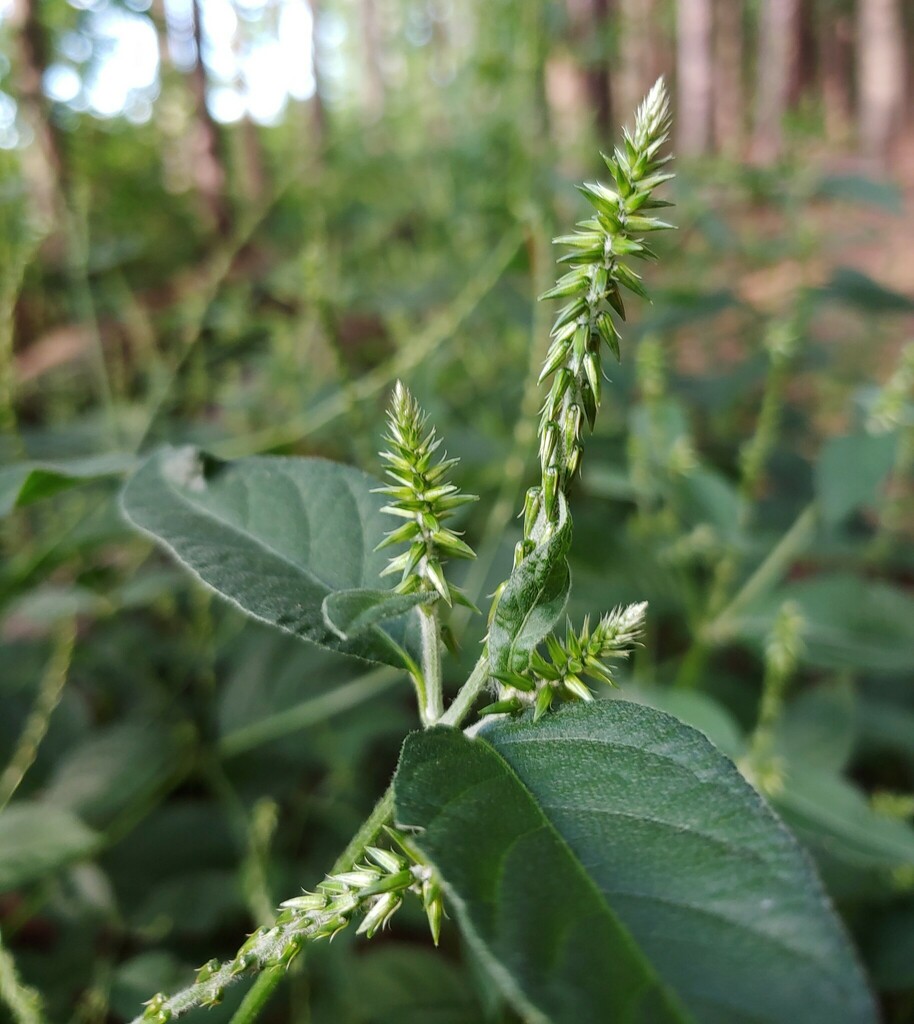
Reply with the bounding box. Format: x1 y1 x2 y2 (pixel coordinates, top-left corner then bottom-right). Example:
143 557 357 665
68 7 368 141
120 447 419 668
0 453 135 516
394 701 875 1024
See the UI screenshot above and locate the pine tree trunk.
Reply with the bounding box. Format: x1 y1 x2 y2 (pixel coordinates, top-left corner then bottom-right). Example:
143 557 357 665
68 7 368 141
819 0 854 144
752 0 801 163
617 0 652 119
713 0 744 155
189 0 232 235
9 0 66 225
857 0 906 165
361 0 386 121
676 0 713 156
564 0 615 139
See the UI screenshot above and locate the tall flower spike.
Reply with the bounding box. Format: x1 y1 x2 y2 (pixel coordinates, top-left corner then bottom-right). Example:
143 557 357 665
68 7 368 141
529 77 674 542
375 381 478 606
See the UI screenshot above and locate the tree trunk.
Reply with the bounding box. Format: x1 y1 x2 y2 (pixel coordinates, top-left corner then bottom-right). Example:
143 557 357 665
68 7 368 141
713 0 744 155
617 0 660 121
676 0 713 156
9 0 66 225
752 0 801 164
857 0 906 165
189 0 232 236
819 0 854 144
361 0 385 122
564 0 615 139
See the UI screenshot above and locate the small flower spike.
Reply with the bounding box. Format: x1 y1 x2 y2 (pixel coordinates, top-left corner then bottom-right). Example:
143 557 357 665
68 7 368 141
375 381 478 607
485 602 648 718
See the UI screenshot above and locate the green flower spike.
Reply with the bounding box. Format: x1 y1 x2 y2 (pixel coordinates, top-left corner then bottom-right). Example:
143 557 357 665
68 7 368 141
526 77 674 541
485 601 648 719
375 381 478 607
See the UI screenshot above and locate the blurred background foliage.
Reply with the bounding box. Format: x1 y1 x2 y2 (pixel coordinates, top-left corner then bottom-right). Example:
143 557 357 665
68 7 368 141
0 0 913 1021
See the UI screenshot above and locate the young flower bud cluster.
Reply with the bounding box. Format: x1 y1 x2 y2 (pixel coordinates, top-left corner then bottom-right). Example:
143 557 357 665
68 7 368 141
277 836 444 946
528 78 674 538
376 381 477 606
138 837 445 1024
484 602 647 720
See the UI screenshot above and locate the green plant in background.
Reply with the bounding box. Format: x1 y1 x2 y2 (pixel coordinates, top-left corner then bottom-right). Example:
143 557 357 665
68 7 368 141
103 81 875 1024
3 67 914 1024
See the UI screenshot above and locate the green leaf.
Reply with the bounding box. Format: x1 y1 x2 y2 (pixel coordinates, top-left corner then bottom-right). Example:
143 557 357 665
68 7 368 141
0 454 134 516
488 495 571 678
110 953 192 1022
774 682 856 774
0 803 98 892
774 768 914 871
394 702 876 1024
42 722 188 829
120 447 420 669
815 432 897 527
814 174 903 213
821 268 914 314
346 946 488 1024
322 589 428 641
861 902 914 992
733 573 914 673
618 687 745 759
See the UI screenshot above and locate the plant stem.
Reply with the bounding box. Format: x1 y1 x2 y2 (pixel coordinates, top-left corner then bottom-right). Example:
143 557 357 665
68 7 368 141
419 607 443 724
441 654 489 726
675 502 817 688
218 668 400 757
226 655 490 1024
0 931 45 1024
0 620 75 811
227 967 286 1024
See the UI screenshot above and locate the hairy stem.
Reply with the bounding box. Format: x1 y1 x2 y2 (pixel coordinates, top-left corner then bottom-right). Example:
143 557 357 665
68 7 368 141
0 932 45 1024
419 607 444 724
0 620 75 811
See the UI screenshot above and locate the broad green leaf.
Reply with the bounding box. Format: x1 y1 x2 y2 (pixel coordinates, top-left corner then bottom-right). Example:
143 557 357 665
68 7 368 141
775 768 914 871
821 268 914 314
110 953 192 1022
214 627 403 758
774 681 856 774
814 174 903 213
732 572 914 673
121 447 420 669
42 722 188 828
394 702 876 1024
0 453 134 516
323 589 428 641
861 903 914 991
488 495 571 679
857 697 914 766
815 432 897 527
0 803 98 892
618 687 745 759
345 946 487 1024
671 467 741 539
131 868 244 936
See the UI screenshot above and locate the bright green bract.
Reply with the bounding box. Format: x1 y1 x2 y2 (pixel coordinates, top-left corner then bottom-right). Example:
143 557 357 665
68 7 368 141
121 447 420 669
394 701 876 1024
488 495 571 679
